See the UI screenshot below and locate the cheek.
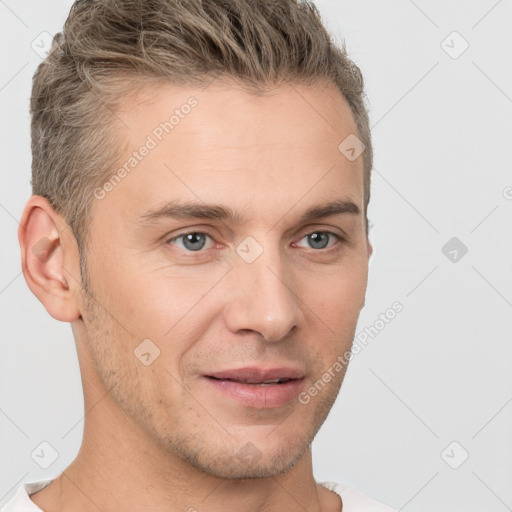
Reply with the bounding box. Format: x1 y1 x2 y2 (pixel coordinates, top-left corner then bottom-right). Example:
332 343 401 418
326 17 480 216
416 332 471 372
303 260 368 319
91 252 216 332
89 258 229 378
298 258 368 364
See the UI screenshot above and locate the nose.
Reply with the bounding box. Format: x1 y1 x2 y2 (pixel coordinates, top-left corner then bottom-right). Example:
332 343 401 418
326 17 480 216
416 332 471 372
223 248 302 342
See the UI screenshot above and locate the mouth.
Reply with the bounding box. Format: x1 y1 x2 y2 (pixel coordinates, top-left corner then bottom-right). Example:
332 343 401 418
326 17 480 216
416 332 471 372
202 367 306 408
206 376 294 386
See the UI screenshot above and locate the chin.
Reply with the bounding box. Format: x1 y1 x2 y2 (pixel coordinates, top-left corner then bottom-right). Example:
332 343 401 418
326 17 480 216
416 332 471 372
171 430 311 480
197 449 305 480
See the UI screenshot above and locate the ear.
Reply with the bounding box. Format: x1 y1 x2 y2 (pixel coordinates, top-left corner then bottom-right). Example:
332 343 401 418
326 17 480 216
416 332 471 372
18 195 82 322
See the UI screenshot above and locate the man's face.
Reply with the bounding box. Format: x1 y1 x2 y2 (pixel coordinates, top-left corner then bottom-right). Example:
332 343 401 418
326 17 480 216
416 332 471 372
78 79 371 478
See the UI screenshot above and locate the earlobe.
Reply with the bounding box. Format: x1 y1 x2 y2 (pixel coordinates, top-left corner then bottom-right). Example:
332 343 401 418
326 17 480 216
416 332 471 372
18 196 82 322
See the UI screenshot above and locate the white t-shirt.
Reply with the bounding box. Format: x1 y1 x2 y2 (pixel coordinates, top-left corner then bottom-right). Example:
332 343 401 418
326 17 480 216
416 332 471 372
1 477 396 512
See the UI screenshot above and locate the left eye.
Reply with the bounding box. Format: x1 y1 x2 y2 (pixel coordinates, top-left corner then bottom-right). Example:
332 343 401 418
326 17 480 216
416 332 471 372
296 231 341 250
168 232 214 252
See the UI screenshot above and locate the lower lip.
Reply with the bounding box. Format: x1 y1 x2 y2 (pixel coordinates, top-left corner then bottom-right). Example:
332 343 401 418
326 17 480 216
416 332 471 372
203 376 305 408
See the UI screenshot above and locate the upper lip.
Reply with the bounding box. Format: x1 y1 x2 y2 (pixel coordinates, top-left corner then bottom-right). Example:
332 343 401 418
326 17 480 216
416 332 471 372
205 366 305 383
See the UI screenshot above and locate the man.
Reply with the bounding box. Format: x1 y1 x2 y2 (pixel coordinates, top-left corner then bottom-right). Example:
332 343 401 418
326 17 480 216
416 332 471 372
3 0 395 511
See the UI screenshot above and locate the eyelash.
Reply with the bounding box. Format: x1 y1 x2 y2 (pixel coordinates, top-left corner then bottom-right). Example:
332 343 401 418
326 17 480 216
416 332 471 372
165 230 345 254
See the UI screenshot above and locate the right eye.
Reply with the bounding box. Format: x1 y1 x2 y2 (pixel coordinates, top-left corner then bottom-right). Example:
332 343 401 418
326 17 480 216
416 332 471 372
166 232 214 252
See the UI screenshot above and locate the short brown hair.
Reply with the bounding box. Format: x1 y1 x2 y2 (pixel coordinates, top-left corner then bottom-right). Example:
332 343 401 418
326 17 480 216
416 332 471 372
30 0 373 261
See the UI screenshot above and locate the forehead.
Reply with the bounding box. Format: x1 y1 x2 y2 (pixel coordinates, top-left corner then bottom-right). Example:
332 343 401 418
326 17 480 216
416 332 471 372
95 79 364 228
118 77 359 151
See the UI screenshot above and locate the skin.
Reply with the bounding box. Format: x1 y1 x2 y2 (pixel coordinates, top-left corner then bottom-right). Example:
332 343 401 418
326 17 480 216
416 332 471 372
19 79 372 512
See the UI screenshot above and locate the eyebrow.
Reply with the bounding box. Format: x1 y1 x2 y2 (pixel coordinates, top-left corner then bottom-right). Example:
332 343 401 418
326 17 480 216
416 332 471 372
137 198 360 225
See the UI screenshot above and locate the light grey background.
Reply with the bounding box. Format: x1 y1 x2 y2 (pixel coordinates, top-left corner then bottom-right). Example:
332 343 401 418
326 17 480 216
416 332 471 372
1 1 511 511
